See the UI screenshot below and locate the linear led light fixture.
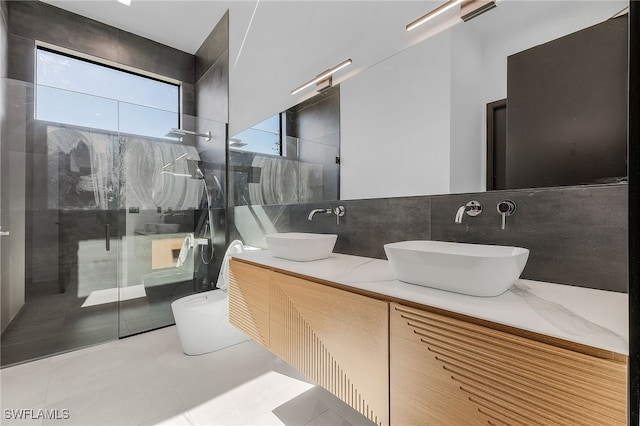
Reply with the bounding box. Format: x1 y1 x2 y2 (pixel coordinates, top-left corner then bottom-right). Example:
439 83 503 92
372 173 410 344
291 59 352 95
117 0 131 5
406 0 463 31
460 0 496 22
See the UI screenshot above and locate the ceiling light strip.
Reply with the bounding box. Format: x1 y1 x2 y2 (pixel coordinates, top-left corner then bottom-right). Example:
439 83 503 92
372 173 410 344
235 0 261 66
406 0 463 31
291 59 352 95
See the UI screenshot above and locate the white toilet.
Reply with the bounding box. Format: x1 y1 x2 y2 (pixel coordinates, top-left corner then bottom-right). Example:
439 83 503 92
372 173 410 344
171 289 248 355
170 240 251 355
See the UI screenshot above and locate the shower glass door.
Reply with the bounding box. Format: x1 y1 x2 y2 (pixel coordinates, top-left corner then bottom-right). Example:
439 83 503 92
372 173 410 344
116 111 227 338
0 79 121 366
1 78 227 366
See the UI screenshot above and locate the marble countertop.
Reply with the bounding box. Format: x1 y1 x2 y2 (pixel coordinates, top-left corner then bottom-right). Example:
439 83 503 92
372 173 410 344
232 250 629 355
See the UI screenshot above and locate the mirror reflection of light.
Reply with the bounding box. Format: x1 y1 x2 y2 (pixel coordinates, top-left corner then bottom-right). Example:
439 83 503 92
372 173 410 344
234 205 278 249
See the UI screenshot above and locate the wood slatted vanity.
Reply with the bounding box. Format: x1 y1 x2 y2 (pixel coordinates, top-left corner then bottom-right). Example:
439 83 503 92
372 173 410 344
228 252 628 426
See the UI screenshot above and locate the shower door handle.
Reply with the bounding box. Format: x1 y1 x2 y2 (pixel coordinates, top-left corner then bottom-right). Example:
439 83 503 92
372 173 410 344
105 224 111 251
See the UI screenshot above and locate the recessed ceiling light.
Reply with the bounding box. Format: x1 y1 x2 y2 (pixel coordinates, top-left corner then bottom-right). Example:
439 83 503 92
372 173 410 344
117 0 131 6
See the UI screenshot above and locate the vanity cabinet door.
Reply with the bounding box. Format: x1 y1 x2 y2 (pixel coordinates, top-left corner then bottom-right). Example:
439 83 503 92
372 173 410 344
228 259 271 348
270 271 389 426
390 303 627 426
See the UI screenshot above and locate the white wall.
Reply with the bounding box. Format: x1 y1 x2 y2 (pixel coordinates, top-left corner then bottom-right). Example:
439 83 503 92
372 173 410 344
340 31 452 200
228 1 433 136
449 23 484 194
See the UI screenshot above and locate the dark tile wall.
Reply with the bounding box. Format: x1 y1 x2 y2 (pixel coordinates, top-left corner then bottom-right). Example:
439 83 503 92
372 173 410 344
6 0 195 112
287 197 431 259
231 183 628 293
0 0 10 334
8 1 119 69
285 86 340 201
1 0 8 79
7 34 32 83
116 30 195 84
505 16 627 190
430 185 628 292
195 10 228 123
194 11 229 289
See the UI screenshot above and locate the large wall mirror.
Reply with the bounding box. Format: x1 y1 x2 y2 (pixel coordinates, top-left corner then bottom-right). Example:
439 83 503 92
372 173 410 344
228 87 340 207
229 0 628 203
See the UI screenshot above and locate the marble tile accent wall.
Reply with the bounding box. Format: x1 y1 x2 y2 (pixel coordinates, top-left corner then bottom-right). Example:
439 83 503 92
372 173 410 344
229 150 326 206
230 184 627 293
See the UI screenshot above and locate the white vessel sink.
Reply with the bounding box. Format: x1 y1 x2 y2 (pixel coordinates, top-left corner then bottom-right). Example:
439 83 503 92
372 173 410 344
266 233 337 262
384 240 529 297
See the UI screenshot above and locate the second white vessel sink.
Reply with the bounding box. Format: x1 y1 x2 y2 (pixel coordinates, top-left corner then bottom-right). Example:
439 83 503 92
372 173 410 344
266 232 338 262
384 240 529 297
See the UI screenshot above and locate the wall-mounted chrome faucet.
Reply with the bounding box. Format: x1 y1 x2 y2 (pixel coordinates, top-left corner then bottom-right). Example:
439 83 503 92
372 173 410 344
497 200 516 230
308 206 346 225
308 208 332 220
455 201 482 223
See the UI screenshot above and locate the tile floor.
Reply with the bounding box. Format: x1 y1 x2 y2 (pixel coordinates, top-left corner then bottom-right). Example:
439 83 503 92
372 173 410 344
1 278 193 367
0 326 376 426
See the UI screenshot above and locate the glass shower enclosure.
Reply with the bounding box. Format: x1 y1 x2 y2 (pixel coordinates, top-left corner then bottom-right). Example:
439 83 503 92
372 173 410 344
0 78 227 366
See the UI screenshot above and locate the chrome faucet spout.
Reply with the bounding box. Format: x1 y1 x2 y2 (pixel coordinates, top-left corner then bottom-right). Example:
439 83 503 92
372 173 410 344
308 208 332 221
455 200 482 223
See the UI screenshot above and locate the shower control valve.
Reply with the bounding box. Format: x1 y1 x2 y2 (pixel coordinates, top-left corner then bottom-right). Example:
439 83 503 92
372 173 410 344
334 206 346 225
497 200 516 230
